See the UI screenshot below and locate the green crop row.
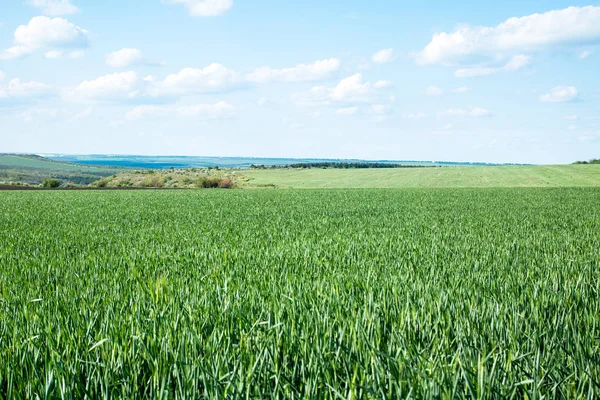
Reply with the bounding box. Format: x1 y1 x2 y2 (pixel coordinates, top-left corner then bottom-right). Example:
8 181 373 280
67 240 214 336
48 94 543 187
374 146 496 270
0 188 598 398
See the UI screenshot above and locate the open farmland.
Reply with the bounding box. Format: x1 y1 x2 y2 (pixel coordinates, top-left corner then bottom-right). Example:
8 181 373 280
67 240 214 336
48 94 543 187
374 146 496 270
242 164 600 188
0 189 599 398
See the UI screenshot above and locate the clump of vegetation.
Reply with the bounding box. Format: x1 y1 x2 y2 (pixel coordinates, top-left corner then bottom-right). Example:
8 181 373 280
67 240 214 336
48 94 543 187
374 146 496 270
41 178 61 188
142 174 166 188
93 177 112 188
196 177 233 188
574 158 600 164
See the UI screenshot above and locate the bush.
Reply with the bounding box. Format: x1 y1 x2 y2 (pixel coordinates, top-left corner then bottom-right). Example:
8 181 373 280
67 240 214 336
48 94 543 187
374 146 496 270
219 178 234 189
94 177 111 188
42 179 61 188
143 174 166 188
196 177 233 189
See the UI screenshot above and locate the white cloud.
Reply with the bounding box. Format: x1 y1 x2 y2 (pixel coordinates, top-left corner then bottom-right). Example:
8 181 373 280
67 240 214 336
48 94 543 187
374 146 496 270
454 67 498 78
504 54 532 71
440 107 491 117
73 106 93 119
372 48 394 64
106 48 144 68
67 50 84 59
579 50 592 59
27 0 80 16
148 64 240 97
374 80 393 89
0 72 4 82
564 115 578 120
417 6 600 65
1 16 88 60
246 58 340 83
426 86 444 96
21 108 60 122
455 55 531 78
0 46 33 60
293 73 382 105
258 97 267 106
369 104 392 115
336 106 359 116
0 78 53 99
45 50 62 59
540 86 578 102
167 0 233 17
68 71 139 102
453 87 470 93
126 101 235 120
404 113 427 119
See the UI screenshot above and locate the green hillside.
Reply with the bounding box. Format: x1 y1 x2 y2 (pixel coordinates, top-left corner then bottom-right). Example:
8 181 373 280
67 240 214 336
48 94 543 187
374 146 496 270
0 154 125 185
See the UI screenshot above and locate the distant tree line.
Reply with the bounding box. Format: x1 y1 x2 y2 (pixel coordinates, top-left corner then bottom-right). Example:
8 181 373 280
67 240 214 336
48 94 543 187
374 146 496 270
573 159 600 165
249 162 441 169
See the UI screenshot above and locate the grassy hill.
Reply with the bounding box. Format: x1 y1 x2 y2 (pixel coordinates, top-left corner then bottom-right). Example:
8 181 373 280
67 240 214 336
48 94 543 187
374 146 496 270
0 154 125 185
242 164 600 188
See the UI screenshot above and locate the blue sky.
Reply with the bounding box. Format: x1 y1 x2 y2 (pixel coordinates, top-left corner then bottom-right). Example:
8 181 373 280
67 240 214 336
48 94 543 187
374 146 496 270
1 0 599 163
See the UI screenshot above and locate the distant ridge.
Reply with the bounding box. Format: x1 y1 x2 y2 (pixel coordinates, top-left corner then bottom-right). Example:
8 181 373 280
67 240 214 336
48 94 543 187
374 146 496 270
46 154 532 170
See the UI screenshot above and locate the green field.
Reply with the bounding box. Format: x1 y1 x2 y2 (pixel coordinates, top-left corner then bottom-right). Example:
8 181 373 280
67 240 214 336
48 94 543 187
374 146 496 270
243 164 600 188
0 154 124 185
1 188 598 398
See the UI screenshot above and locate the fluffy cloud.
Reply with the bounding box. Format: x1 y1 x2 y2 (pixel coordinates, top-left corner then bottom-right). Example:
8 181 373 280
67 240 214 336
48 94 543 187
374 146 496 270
126 101 235 120
372 48 394 64
439 107 491 117
403 113 427 119
455 55 531 77
374 80 393 89
27 0 80 16
246 58 340 83
293 73 385 105
579 50 592 59
68 71 139 101
167 0 233 17
0 78 53 99
1 16 88 60
453 87 470 93
106 48 145 68
540 86 578 102
336 106 359 116
426 86 444 96
417 6 600 65
45 50 62 59
147 64 240 97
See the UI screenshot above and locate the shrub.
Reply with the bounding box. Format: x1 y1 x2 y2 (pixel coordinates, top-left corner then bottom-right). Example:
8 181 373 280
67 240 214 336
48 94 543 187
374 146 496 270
42 179 61 188
94 177 111 188
219 178 234 189
143 174 166 188
196 177 234 189
197 177 221 189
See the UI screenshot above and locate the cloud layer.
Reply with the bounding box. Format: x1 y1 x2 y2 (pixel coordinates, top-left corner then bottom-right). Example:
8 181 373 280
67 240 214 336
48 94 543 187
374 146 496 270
167 0 233 17
417 6 600 65
1 16 88 60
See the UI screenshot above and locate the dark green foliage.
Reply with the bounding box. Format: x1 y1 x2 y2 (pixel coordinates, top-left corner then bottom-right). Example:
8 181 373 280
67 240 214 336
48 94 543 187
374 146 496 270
250 162 439 169
574 159 600 164
0 189 599 398
41 178 61 188
196 177 233 188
